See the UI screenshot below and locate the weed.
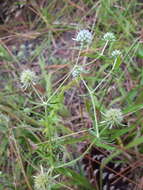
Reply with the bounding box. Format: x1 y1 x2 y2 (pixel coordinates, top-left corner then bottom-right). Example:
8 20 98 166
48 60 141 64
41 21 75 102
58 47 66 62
0 1 143 190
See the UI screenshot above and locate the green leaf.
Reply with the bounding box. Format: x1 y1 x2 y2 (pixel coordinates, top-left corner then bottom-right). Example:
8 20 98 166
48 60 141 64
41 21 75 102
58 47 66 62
123 103 143 114
0 45 13 61
114 56 122 71
57 167 95 190
137 47 143 59
95 140 115 151
126 136 143 149
111 125 135 139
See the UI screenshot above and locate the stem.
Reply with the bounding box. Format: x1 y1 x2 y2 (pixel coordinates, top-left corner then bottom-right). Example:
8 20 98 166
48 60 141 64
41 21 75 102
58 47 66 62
56 140 95 168
12 133 33 190
81 76 99 138
100 40 109 56
85 40 109 66
44 104 54 166
45 46 82 104
32 84 45 103
92 58 117 93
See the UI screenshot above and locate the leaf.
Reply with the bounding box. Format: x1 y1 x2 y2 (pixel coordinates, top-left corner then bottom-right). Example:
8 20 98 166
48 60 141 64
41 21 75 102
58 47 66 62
57 167 95 190
126 136 143 149
95 140 115 151
111 125 135 139
0 45 13 61
137 47 143 59
114 56 122 71
123 103 143 114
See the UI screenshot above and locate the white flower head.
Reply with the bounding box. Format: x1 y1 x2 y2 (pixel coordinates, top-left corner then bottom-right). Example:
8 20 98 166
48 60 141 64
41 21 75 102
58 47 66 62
111 50 122 58
104 108 123 128
73 29 93 45
72 65 88 78
103 32 116 42
20 69 37 89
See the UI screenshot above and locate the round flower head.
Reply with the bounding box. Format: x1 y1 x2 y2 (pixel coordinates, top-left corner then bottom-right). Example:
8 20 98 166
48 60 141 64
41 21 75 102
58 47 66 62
72 65 87 78
73 29 93 45
33 167 59 190
111 50 122 58
103 32 116 41
34 173 49 190
104 108 123 128
34 172 49 190
20 69 37 89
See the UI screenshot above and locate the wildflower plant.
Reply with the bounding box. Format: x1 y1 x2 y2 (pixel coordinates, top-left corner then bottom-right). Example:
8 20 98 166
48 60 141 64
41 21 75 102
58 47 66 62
73 29 93 46
20 69 37 89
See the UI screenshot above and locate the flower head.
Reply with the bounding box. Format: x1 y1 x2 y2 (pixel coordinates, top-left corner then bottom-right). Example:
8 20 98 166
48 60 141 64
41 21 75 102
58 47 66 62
103 32 116 41
34 172 49 190
73 29 93 45
111 50 122 58
33 167 59 190
20 69 37 89
72 65 88 78
104 108 123 128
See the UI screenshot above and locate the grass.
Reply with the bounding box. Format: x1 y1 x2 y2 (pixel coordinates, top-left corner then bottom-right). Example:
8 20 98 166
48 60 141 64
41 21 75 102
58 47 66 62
0 0 143 189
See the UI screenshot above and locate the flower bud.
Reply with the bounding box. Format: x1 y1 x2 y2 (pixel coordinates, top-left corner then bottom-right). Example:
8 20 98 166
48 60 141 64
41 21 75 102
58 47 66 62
111 50 122 58
103 32 116 41
73 29 93 45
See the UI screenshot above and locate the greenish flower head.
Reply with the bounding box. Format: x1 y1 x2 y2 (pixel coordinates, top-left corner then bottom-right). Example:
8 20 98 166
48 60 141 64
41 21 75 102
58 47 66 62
103 32 116 41
104 108 123 128
34 172 49 190
73 29 93 45
33 167 59 190
20 69 37 89
111 49 122 58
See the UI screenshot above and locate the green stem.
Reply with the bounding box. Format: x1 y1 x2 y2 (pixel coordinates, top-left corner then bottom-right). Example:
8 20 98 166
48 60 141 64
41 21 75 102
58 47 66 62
81 76 99 138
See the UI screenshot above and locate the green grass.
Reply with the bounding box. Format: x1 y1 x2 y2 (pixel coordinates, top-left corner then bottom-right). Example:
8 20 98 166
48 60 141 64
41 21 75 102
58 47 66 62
0 0 143 189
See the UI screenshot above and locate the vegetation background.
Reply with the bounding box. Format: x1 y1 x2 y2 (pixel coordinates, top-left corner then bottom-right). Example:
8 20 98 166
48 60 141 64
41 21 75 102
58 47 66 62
0 0 143 189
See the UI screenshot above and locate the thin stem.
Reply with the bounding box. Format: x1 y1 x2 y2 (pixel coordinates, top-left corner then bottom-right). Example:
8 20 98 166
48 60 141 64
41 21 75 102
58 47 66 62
44 104 54 166
45 46 82 104
36 128 90 145
100 40 109 56
92 58 117 93
12 133 33 190
32 84 45 103
85 40 109 66
56 140 95 168
81 76 99 138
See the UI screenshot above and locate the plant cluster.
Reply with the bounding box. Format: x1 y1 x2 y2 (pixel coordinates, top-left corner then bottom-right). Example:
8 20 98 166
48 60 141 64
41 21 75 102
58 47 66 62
0 1 143 190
